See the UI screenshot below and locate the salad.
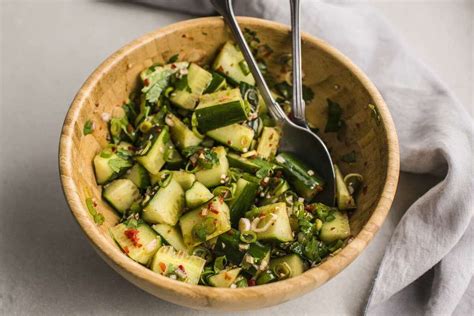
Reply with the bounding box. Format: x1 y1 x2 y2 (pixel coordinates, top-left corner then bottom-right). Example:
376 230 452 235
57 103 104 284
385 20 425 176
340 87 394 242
86 31 363 288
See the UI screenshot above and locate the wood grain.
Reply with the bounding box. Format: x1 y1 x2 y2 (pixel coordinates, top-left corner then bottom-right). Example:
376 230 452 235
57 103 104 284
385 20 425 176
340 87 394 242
59 17 399 311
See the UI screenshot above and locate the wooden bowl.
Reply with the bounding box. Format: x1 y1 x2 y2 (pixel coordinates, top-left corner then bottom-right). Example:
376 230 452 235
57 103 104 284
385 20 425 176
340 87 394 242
59 17 399 311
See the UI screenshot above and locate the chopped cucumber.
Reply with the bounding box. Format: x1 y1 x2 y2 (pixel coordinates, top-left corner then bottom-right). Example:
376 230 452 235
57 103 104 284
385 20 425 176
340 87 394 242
226 152 260 173
151 170 196 190
195 146 229 187
275 152 324 201
142 179 185 225
150 246 205 285
230 178 259 226
204 72 227 93
93 152 130 185
125 163 150 189
170 63 212 110
320 210 350 243
206 124 255 152
103 179 140 214
208 268 241 287
152 223 188 252
269 254 305 279
165 113 202 150
179 197 231 248
254 202 293 242
185 181 214 208
136 127 169 175
256 127 280 159
212 42 255 85
194 89 250 132
110 222 161 265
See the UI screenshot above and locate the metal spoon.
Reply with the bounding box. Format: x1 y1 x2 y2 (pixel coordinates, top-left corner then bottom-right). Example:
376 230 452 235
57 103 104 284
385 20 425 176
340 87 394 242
211 0 335 205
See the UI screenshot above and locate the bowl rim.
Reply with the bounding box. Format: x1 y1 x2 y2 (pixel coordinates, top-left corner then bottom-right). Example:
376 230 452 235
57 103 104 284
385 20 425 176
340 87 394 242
59 16 399 308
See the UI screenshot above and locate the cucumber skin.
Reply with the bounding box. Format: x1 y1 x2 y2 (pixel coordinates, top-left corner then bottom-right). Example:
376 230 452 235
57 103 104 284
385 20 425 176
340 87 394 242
214 229 246 264
136 127 169 175
230 179 259 226
194 100 249 133
125 163 150 189
276 152 325 201
226 153 260 173
204 72 227 94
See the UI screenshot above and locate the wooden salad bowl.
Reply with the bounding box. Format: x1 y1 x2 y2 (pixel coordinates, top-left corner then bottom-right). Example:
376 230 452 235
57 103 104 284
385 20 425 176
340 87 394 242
59 17 399 311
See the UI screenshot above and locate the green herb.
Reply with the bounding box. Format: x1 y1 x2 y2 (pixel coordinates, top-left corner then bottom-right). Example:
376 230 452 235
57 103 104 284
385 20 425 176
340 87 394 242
157 170 173 188
83 120 94 135
141 67 173 103
341 151 357 163
167 53 179 64
108 158 132 173
86 197 104 225
174 74 192 93
324 99 344 133
192 246 213 263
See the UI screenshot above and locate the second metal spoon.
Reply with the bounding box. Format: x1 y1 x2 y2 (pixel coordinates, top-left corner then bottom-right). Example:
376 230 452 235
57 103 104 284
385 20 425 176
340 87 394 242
211 0 335 205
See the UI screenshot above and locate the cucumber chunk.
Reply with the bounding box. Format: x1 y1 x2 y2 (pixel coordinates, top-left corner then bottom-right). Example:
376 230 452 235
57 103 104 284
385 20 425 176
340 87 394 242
150 246 205 285
269 254 305 279
254 202 293 242
165 113 202 150
151 170 196 190
275 152 324 201
230 178 259 226
256 127 280 159
93 151 130 185
142 179 185 225
125 163 150 189
212 42 255 85
226 153 260 173
152 223 188 252
195 146 229 187
179 197 231 248
185 181 214 208
103 179 140 214
204 72 227 93
206 124 254 152
320 210 351 243
208 268 241 287
110 222 161 265
136 127 169 175
170 63 212 110
194 89 250 132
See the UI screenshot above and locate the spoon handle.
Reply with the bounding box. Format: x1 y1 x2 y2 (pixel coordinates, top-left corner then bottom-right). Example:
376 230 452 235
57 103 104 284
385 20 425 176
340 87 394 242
290 0 306 127
211 0 288 123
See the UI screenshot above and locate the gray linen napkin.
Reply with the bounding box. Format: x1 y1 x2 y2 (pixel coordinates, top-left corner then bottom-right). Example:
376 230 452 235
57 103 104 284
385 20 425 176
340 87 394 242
133 0 474 314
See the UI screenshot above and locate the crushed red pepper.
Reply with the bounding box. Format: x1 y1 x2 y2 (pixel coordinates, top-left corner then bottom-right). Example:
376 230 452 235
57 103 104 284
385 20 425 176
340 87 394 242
124 228 142 247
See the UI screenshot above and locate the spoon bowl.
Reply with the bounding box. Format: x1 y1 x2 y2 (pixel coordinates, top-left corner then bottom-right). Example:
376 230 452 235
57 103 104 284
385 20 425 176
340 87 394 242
212 0 336 205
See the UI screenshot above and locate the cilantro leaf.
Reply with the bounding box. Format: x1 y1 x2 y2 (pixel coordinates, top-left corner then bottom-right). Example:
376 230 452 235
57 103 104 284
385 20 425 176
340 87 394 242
324 99 344 133
141 67 173 103
167 53 179 64
108 158 132 173
83 120 94 135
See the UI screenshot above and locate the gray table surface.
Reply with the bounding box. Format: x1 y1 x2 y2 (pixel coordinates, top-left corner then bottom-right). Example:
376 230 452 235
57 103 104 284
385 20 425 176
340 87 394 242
1 0 472 315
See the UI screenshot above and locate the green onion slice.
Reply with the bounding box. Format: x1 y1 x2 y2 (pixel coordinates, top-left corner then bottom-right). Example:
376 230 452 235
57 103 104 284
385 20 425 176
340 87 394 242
240 231 257 243
272 262 292 280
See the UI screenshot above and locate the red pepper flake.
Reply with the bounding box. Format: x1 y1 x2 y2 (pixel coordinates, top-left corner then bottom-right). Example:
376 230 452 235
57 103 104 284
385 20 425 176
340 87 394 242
144 78 150 86
181 34 187 38
170 63 177 69
248 279 256 287
305 204 315 212
95 103 99 108
269 134 274 140
275 170 283 178
159 262 166 272
227 140 232 145
216 66 224 73
208 201 219 214
218 195 224 203
224 273 231 280
124 228 142 247
111 146 117 152
123 246 130 254
178 265 185 272
210 209 219 215
127 124 134 133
